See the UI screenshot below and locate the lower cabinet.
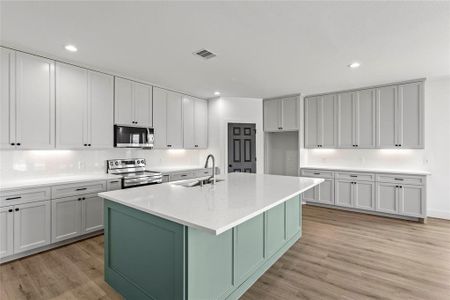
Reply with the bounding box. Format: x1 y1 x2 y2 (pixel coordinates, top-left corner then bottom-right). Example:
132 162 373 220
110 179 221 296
303 179 334 205
376 183 424 217
375 182 398 214
52 194 103 243
335 180 375 210
0 201 51 258
335 180 353 207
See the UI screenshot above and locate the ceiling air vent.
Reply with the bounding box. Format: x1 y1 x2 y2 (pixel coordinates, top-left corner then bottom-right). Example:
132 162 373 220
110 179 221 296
194 49 216 59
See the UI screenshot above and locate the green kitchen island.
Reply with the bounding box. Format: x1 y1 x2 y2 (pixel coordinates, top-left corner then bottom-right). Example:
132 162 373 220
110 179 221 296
98 173 323 300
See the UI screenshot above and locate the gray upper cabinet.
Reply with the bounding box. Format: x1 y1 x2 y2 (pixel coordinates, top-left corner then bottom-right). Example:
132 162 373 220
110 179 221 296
263 96 299 132
183 95 208 149
56 63 113 149
153 87 183 149
1 49 55 150
305 79 424 149
304 94 337 148
114 77 152 127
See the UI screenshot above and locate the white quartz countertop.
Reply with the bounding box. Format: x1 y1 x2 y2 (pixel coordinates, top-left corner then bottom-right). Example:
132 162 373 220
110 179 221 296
0 173 121 191
301 165 431 175
99 173 323 235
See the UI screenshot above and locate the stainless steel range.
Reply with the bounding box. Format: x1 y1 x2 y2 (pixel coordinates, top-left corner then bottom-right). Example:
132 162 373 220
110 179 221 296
107 158 162 188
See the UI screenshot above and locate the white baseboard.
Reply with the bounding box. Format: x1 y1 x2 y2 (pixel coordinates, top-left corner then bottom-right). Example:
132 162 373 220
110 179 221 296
427 209 450 220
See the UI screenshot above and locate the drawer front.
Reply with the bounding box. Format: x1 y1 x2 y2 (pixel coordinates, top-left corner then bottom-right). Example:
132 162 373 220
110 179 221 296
300 169 334 179
170 171 195 182
0 187 51 207
335 172 375 182
195 169 212 178
376 174 425 186
107 179 122 191
52 181 106 199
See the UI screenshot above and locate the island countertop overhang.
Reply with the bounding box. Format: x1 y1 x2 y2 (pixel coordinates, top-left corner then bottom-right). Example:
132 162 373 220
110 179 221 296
98 173 324 235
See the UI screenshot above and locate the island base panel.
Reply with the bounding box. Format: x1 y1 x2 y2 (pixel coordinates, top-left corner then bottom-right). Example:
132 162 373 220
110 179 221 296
103 195 302 300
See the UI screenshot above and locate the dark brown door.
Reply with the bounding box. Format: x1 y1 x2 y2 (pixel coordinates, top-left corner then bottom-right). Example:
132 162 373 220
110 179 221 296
228 123 256 173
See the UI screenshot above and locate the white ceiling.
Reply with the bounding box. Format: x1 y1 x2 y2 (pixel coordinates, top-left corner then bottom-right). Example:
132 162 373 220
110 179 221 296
1 1 449 99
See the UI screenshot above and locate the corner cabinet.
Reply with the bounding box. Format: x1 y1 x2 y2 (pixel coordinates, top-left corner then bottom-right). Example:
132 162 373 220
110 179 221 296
1 47 55 149
56 62 114 149
114 77 153 127
183 95 208 149
304 79 424 149
153 87 183 149
263 96 299 132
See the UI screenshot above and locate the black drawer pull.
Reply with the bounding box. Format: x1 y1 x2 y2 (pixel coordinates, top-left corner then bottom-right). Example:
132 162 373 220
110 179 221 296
313 172 321 175
109 180 120 184
15 208 19 211
8 209 13 212
181 175 187 177
75 187 87 191
394 178 404 181
350 175 358 178
6 196 22 200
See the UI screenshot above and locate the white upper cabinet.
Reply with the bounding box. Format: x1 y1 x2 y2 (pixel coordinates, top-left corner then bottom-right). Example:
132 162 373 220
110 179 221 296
376 82 423 149
56 62 113 149
304 94 337 148
1 48 55 149
0 48 14 149
264 96 299 132
88 71 114 148
305 79 424 149
153 87 183 149
114 77 152 127
183 96 208 149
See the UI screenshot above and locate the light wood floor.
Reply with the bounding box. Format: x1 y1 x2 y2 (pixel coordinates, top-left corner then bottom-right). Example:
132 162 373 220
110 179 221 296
1 205 450 300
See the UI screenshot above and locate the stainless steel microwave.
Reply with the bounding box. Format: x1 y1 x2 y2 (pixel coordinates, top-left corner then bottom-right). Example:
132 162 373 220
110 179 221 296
114 125 154 148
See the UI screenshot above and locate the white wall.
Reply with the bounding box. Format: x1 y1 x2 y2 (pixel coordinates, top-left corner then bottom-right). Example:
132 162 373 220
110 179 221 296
207 97 264 174
0 149 207 181
301 76 450 219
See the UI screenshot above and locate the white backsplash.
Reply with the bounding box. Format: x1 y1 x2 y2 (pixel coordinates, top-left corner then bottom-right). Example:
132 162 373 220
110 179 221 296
0 149 208 181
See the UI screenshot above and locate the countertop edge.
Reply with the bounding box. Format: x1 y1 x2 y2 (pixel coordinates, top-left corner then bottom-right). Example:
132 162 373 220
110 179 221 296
301 166 431 175
99 178 324 235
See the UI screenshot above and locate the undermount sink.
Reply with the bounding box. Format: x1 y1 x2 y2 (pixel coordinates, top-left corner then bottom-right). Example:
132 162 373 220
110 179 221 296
172 178 224 188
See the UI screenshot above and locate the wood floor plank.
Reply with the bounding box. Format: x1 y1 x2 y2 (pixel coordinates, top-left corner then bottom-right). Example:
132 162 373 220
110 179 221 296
1 205 449 300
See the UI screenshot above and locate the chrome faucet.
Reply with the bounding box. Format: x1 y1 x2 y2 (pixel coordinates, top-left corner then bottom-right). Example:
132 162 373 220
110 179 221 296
204 154 216 184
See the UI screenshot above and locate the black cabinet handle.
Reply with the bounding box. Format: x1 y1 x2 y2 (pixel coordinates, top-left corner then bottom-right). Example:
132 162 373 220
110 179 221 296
75 187 87 191
88 144 91 146
10 143 15 146
6 196 21 200
78 198 81 201
167 145 172 147
15 208 19 211
84 144 87 146
350 175 357 178
195 145 198 148
313 172 320 175
16 143 21 146
394 178 404 181
82 197 86 200
109 180 119 184
399 186 402 189
181 175 187 177
8 209 13 213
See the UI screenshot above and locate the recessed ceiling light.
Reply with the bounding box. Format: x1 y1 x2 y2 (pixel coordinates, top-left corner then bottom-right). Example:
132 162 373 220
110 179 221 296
214 91 220 96
65 44 78 52
348 62 360 68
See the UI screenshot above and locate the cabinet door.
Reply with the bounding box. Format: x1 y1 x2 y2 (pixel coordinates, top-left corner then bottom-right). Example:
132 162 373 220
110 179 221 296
318 179 334 205
337 92 354 148
14 200 51 254
399 185 424 217
183 95 195 149
263 99 280 131
114 77 133 125
355 89 376 148
166 91 183 148
320 94 337 147
335 180 353 207
88 71 113 148
52 197 82 243
303 185 319 203
133 82 152 127
153 87 167 148
281 96 298 131
265 203 285 258
56 62 87 148
376 85 397 148
194 98 208 148
304 97 319 148
398 82 424 148
0 48 15 149
376 183 398 214
354 181 375 210
15 52 55 149
82 195 104 233
0 206 14 258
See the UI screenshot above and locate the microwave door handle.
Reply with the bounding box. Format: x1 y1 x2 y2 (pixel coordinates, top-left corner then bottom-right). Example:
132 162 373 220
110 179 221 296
147 128 151 144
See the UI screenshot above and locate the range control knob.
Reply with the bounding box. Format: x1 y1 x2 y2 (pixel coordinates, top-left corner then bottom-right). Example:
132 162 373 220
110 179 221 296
115 161 119 166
